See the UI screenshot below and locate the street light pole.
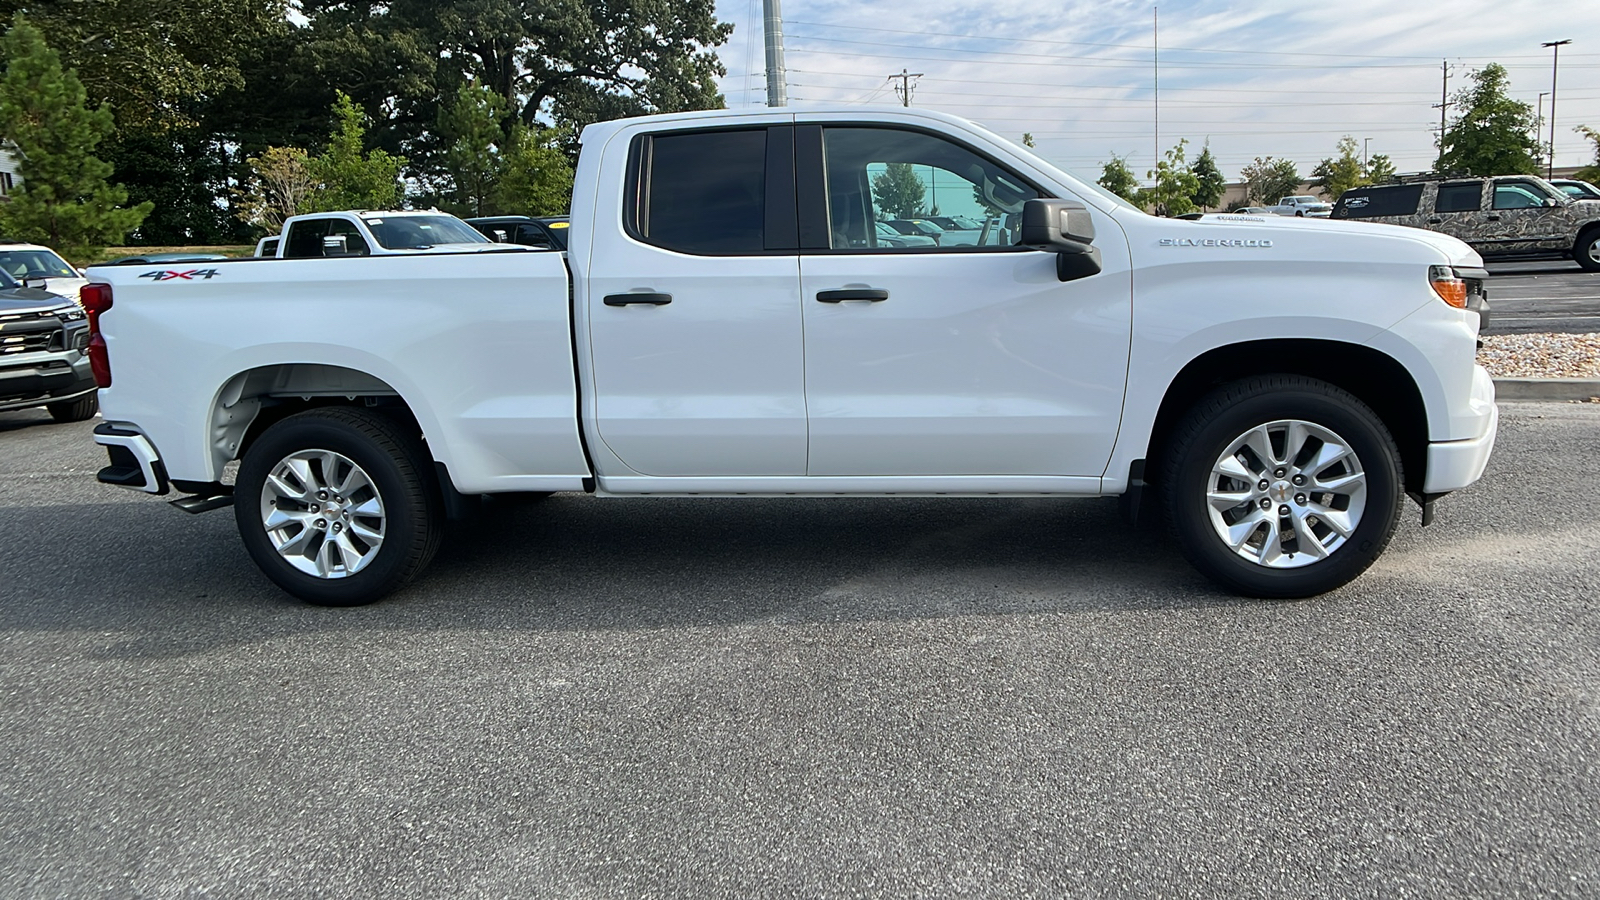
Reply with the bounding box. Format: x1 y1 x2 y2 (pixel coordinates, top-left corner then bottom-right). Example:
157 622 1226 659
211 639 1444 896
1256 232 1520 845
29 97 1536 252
1542 39 1571 179
1363 138 1371 172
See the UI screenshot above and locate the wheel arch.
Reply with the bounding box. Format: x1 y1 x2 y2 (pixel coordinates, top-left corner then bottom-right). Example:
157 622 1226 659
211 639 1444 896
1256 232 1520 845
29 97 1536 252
1142 339 1429 495
210 363 429 480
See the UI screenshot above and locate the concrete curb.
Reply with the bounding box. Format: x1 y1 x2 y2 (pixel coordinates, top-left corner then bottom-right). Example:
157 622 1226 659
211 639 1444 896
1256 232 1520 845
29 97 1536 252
1493 378 1600 401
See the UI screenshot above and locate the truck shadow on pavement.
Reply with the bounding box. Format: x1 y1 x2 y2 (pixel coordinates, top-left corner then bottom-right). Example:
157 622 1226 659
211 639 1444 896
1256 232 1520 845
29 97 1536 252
0 493 1245 659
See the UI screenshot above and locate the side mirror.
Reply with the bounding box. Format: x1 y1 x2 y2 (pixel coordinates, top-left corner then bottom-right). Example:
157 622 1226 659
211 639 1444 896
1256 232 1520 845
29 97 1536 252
21 274 48 290
1020 198 1103 282
1543 197 1560 207
322 234 354 256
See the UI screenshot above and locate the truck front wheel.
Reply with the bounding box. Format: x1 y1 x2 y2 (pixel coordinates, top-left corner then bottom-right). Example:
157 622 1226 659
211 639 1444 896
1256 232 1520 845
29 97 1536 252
1162 376 1403 598
234 407 442 606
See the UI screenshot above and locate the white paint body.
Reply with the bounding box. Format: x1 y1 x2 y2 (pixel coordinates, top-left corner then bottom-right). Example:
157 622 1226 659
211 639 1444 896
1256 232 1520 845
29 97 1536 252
86 107 1495 502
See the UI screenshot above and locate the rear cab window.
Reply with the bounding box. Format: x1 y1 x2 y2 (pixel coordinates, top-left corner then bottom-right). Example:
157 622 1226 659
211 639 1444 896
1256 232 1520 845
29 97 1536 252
1333 185 1423 219
627 128 772 255
1435 182 1484 213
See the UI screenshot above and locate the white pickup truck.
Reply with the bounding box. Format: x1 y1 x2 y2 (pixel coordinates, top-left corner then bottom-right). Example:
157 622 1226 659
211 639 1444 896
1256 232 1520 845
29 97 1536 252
1272 196 1333 218
83 107 1497 606
254 209 518 259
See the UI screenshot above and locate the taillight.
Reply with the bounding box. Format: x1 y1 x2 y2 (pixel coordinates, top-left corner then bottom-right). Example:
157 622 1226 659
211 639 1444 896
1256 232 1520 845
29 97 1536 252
1429 265 1468 309
80 283 113 388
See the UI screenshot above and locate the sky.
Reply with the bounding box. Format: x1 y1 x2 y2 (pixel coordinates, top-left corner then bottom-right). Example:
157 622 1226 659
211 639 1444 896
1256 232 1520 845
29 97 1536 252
710 0 1600 185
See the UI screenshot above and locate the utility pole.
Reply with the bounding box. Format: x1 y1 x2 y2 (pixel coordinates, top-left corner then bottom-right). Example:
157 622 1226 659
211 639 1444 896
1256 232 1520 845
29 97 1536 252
1363 137 1371 172
888 69 923 107
1537 91 1549 153
1543 39 1572 179
1433 59 1452 171
762 0 787 107
1153 6 1160 171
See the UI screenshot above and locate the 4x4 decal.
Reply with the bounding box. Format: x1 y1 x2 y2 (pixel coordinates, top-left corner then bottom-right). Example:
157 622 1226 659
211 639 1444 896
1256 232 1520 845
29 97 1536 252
138 269 221 282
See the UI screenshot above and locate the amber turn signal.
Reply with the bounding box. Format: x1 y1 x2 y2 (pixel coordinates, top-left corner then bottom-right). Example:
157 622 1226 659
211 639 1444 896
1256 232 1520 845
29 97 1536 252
1429 266 1468 309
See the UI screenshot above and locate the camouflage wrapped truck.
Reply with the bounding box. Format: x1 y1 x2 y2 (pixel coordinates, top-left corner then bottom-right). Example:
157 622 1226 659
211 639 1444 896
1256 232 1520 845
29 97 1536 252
1332 175 1600 272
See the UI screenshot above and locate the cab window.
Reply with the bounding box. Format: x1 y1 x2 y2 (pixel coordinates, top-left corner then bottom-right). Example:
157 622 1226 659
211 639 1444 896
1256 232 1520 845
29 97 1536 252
820 127 1041 252
1493 182 1550 210
629 129 768 255
284 219 332 258
1435 183 1482 213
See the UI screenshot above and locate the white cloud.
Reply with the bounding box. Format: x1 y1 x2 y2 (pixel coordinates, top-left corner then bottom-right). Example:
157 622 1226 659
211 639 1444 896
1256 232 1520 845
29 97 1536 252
714 0 1600 181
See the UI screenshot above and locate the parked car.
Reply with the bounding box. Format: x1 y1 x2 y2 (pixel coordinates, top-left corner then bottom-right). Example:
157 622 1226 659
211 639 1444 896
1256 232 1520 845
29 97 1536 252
0 242 87 299
0 267 96 421
265 210 525 258
1332 175 1600 271
104 252 232 266
1271 196 1333 217
465 216 571 251
1549 178 1600 201
873 221 937 248
85 105 1495 606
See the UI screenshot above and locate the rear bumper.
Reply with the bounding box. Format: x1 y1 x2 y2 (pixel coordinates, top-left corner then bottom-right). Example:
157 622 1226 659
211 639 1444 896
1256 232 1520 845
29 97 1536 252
93 422 169 495
1423 366 1498 493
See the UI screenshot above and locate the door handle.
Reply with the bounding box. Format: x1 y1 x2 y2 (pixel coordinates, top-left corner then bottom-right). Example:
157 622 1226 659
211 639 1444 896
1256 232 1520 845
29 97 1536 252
816 289 889 303
1427 217 1442 224
604 292 672 307
1486 214 1501 221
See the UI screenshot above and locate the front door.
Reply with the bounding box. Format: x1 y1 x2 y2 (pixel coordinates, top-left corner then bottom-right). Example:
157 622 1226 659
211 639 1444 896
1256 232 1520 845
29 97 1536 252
585 125 807 476
796 125 1132 477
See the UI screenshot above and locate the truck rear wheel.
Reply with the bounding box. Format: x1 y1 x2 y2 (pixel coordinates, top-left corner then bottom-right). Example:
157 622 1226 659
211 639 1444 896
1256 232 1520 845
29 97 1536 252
1162 376 1403 598
1576 227 1600 273
234 407 442 606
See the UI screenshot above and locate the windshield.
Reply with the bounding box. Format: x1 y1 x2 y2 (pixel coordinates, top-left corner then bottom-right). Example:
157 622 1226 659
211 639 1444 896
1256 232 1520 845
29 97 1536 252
360 215 489 250
0 249 77 279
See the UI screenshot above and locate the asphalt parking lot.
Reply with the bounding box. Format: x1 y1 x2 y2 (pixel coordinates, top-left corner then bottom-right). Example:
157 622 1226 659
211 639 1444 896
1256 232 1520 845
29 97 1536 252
2 403 1598 898
1483 260 1600 334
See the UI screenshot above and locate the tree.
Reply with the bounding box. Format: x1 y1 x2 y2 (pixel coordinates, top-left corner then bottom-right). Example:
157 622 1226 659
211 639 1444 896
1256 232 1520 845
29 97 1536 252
1138 138 1200 217
872 163 926 219
1576 126 1600 184
0 15 151 256
437 83 509 217
1189 142 1226 210
1439 63 1540 176
1097 155 1141 203
494 126 573 215
1367 153 1396 184
0 0 291 133
235 146 314 231
1310 136 1367 200
304 92 406 212
1240 156 1302 206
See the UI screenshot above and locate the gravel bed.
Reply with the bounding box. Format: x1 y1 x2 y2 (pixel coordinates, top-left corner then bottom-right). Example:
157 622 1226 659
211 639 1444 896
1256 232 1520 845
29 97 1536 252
1478 332 1600 379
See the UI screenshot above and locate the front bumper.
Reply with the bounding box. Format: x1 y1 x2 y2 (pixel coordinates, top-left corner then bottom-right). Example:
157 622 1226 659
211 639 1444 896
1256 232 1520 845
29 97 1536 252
93 422 169 495
0 352 95 413
1423 365 1498 493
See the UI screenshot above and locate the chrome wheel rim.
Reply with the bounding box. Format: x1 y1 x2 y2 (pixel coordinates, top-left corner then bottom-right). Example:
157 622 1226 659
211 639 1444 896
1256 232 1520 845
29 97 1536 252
1587 236 1600 265
1205 419 1367 569
259 450 386 578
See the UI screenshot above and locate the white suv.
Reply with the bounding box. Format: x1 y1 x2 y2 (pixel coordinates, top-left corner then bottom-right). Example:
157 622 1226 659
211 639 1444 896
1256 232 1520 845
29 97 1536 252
0 242 87 298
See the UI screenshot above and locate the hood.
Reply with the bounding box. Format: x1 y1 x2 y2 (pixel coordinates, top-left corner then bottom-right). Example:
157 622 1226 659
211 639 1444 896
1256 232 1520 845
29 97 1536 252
1184 212 1484 268
0 287 78 316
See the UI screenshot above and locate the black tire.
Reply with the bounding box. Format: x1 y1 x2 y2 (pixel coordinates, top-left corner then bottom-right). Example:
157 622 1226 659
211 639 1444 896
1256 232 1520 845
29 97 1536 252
46 392 98 422
1161 375 1403 598
234 407 442 606
1575 227 1600 273
1295 210 1305 217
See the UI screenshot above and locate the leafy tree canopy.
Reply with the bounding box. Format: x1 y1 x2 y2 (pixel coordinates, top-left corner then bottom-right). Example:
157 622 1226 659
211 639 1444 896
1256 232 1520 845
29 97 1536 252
1139 138 1200 217
873 163 926 219
1439 62 1540 176
1189 142 1226 210
1241 156 1302 206
1311 135 1367 200
0 14 150 256
1097 155 1141 203
1575 125 1600 185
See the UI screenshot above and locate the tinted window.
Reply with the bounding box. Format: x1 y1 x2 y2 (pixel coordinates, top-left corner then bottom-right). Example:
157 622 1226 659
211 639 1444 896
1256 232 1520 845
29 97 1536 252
1334 185 1423 219
1436 183 1482 213
284 219 331 258
363 215 487 249
821 127 1040 252
637 129 767 255
1493 182 1549 210
327 219 370 255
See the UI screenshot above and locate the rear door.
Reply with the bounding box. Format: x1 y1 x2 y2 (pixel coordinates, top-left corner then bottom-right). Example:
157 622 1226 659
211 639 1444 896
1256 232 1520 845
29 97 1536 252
583 123 807 476
795 123 1132 477
1428 180 1487 243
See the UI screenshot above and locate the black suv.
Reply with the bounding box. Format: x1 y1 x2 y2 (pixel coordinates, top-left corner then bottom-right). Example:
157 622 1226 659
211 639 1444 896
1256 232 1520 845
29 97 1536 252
465 215 570 251
0 269 97 422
